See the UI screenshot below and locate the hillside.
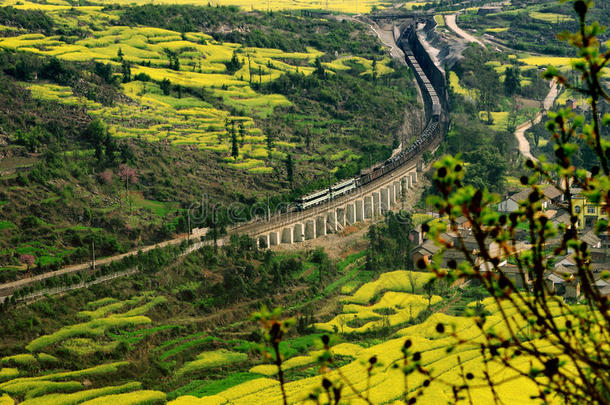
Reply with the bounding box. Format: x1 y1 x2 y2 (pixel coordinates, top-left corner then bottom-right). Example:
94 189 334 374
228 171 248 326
0 3 418 279
0 0 607 404
0 238 587 404
0 235 546 404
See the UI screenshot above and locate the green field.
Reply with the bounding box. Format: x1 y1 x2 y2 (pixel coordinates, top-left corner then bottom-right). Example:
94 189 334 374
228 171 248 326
189 296 576 404
0 6 394 175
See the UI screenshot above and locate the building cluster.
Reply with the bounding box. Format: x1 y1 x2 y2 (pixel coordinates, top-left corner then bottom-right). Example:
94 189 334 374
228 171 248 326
412 185 609 299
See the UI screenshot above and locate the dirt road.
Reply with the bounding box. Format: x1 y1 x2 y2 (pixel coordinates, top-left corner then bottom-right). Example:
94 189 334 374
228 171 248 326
0 228 209 296
445 14 485 48
514 80 560 161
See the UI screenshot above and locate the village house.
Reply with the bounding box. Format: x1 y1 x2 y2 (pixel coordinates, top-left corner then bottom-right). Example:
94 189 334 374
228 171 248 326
571 189 608 230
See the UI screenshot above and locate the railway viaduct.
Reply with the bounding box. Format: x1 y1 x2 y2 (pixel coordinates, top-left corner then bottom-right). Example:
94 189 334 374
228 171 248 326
231 160 422 247
230 19 446 247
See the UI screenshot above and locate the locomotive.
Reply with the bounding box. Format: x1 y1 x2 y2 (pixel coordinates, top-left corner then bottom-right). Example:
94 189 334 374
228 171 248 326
296 50 442 211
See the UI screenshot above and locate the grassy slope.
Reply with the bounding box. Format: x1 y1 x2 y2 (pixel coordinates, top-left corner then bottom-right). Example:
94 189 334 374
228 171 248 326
0 3 417 275
0 239 574 405
0 242 376 399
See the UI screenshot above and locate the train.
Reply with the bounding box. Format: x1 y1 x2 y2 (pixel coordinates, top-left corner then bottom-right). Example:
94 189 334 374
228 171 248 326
295 48 443 211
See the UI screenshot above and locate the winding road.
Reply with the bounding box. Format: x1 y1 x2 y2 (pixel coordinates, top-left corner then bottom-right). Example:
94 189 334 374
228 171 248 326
445 14 485 48
514 80 560 161
443 13 561 161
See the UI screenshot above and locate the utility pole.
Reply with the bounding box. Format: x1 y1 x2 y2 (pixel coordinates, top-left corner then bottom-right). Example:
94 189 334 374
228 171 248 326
248 55 252 84
187 209 191 246
213 217 218 255
401 177 406 211
267 193 271 221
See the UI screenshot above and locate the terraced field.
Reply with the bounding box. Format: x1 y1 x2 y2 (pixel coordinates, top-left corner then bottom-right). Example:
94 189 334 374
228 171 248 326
0 258 591 405
77 0 391 13
179 276 575 404
0 0 397 175
0 293 169 404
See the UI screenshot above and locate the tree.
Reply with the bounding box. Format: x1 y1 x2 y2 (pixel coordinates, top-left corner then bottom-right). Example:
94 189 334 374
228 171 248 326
365 224 379 271
19 254 35 272
424 2 610 402
93 62 113 85
476 67 501 123
163 48 180 71
462 51 501 124
266 130 274 159
230 120 239 160
118 164 138 213
285 153 293 187
160 78 171 95
464 144 508 193
98 169 113 185
121 59 131 83
238 122 245 147
117 47 124 61
225 51 243 74
42 57 72 84
314 57 325 78
372 57 378 82
503 65 521 96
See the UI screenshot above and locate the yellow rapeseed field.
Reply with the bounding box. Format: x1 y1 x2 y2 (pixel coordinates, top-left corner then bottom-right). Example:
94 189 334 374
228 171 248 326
518 56 574 67
0 2 397 174
202 302 571 404
316 291 442 333
344 270 435 304
529 11 573 23
80 0 390 13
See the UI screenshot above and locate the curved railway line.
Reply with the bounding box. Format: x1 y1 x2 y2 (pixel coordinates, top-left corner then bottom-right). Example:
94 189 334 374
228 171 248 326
231 21 447 246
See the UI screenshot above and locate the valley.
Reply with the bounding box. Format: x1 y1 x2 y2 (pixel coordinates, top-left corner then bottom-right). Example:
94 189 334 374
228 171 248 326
0 0 608 404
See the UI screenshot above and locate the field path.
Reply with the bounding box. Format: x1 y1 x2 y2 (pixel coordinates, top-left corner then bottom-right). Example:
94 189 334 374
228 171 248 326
445 14 485 48
514 80 560 161
0 228 210 298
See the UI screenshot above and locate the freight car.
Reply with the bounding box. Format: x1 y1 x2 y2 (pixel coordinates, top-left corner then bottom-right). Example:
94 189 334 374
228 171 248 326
295 48 442 211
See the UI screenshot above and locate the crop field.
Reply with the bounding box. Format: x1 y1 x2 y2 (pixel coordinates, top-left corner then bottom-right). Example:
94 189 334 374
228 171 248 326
484 27 509 32
73 0 391 13
316 291 443 333
0 3 396 175
0 291 173 404
79 390 166 405
188 295 575 404
0 368 19 381
1 354 57 367
529 11 573 23
449 71 477 100
343 270 435 304
25 294 165 352
0 256 591 405
518 56 574 68
176 350 249 377
479 111 509 131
